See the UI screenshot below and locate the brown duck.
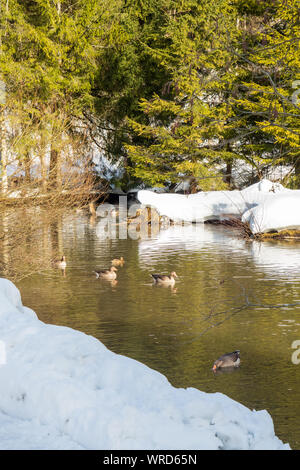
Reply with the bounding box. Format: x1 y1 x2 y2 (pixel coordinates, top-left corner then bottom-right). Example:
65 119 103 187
53 255 67 269
151 272 178 286
212 350 240 371
111 257 125 267
94 266 117 280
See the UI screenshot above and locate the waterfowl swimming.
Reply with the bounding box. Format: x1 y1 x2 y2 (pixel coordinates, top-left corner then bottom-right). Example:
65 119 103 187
111 257 125 267
53 255 67 269
151 271 178 286
212 350 240 371
94 266 117 280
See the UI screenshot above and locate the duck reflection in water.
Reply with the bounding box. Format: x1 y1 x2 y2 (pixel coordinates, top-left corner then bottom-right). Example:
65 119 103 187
212 365 240 376
152 282 177 294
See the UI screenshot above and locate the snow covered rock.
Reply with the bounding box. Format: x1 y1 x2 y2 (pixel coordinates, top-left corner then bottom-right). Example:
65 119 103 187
242 192 300 234
137 179 286 222
137 179 300 235
0 278 290 450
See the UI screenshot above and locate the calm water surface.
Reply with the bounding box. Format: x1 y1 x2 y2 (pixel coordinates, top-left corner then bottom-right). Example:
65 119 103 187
16 211 300 449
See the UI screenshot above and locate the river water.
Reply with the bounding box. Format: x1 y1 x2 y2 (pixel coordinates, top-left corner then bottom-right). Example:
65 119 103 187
14 210 300 449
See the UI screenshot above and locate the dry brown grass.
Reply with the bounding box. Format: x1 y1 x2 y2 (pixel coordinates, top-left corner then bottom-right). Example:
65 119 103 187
255 229 300 240
205 217 253 238
206 217 300 241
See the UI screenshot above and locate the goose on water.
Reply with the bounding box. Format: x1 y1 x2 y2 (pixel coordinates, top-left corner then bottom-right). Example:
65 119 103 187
151 272 178 286
212 350 240 371
94 266 118 280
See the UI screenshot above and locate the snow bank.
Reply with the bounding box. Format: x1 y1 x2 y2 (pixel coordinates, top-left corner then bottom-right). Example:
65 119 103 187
0 410 84 450
137 180 300 234
0 278 290 450
242 193 300 234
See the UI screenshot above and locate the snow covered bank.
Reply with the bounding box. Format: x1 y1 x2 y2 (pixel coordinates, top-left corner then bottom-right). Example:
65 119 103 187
0 279 290 450
137 180 300 234
242 193 300 234
0 410 84 450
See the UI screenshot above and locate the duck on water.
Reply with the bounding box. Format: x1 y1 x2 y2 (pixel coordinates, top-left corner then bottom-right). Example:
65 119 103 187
212 351 240 371
94 266 118 281
151 272 178 286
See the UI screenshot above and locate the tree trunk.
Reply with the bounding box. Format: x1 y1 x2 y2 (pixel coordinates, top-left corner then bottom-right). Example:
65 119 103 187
24 151 31 184
39 137 48 193
224 142 233 187
1 210 9 274
49 146 62 191
295 157 300 188
0 118 8 195
225 159 233 187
